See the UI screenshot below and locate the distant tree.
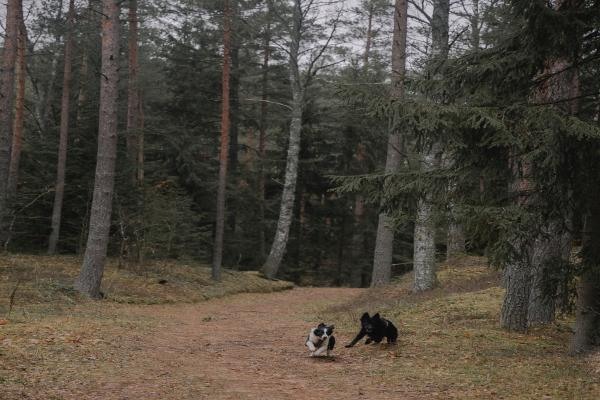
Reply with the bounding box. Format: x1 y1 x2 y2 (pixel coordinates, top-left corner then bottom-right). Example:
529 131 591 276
48 0 76 254
127 0 141 185
212 0 233 281
0 0 21 243
371 0 408 287
7 5 27 207
75 0 121 298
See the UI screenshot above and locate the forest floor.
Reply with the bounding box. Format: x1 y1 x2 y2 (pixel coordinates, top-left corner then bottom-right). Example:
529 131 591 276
1 255 599 399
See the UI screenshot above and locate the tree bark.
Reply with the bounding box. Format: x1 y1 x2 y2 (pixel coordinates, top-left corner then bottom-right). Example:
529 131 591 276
75 0 121 298
412 0 449 292
0 0 20 242
258 0 272 263
7 9 26 201
126 0 140 184
446 222 465 260
569 197 600 354
370 0 408 287
48 0 76 255
262 0 303 279
212 0 233 281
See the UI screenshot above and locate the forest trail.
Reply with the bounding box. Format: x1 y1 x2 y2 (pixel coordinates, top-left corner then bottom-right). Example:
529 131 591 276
79 287 412 400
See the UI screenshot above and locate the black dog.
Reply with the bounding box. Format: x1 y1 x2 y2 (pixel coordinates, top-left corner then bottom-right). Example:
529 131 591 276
345 312 398 347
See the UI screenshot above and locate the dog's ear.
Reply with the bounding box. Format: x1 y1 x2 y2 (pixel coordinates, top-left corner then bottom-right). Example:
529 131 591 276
361 312 370 322
328 325 335 331
372 313 381 320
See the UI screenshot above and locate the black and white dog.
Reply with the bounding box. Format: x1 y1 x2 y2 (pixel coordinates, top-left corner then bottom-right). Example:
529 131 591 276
306 323 336 357
345 312 398 347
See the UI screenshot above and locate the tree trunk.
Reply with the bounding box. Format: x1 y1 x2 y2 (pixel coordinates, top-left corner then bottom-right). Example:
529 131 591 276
370 0 408 287
7 10 26 201
48 0 76 255
258 0 272 263
412 0 449 292
212 0 233 281
262 0 303 279
227 26 240 234
0 0 20 242
500 253 532 332
446 221 465 260
569 198 600 354
75 0 121 299
362 2 374 72
126 0 140 184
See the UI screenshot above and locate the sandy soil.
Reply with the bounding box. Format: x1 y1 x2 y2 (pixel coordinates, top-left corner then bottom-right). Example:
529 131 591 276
71 287 412 400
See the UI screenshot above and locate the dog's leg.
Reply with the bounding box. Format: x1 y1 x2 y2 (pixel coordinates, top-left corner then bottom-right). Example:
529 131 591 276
314 346 327 356
306 341 317 352
345 329 366 348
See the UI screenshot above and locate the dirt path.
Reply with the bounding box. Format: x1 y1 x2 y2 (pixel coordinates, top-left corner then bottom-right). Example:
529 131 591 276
76 287 413 400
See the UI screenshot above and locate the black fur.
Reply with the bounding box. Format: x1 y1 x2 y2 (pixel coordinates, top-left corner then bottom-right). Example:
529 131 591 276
345 312 398 347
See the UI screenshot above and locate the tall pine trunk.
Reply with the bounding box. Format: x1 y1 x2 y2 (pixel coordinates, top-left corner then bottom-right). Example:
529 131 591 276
258 3 271 263
0 0 20 243
48 0 76 254
75 0 121 298
370 0 408 287
412 0 449 292
212 0 233 281
262 0 303 279
7 10 26 202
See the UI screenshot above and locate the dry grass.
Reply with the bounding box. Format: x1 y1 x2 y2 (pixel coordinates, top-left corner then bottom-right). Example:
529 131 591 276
0 254 293 313
319 256 599 400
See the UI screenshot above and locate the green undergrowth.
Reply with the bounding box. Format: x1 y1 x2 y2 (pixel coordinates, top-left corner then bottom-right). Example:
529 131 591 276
317 256 599 400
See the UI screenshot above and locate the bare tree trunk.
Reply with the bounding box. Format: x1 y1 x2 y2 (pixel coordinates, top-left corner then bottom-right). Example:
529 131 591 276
371 0 408 287
212 0 233 281
362 1 374 71
7 10 26 201
0 0 20 242
75 0 121 298
258 0 272 263
262 0 303 279
412 0 449 292
48 0 76 255
126 0 140 184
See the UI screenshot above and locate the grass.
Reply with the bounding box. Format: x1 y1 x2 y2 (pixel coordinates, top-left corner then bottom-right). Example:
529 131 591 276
318 256 600 400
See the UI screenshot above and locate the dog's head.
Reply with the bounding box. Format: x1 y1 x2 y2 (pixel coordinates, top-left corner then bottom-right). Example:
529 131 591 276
312 323 334 340
360 312 381 334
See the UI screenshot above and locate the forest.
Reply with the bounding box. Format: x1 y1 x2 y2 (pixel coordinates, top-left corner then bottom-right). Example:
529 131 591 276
1 0 600 398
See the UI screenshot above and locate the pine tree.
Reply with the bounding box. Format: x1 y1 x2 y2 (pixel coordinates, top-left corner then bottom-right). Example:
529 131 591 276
48 0 76 254
212 0 233 281
75 0 121 298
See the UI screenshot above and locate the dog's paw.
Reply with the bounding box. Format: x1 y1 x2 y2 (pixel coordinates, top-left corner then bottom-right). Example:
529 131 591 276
344 344 352 348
